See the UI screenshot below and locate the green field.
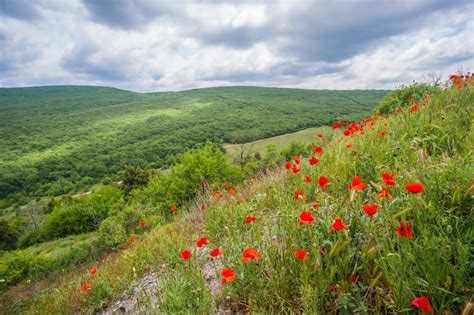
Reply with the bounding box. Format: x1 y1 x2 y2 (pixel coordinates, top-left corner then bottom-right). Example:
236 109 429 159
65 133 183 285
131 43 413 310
0 86 387 206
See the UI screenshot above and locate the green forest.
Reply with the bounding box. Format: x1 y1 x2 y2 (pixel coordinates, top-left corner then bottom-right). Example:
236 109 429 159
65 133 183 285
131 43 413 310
0 86 387 206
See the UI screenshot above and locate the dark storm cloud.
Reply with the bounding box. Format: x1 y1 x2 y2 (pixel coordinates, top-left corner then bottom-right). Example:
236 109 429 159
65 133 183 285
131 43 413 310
0 0 43 20
81 0 171 29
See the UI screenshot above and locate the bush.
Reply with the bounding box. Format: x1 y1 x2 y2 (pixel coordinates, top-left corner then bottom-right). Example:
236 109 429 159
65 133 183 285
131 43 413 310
375 83 441 115
0 250 31 290
97 216 127 250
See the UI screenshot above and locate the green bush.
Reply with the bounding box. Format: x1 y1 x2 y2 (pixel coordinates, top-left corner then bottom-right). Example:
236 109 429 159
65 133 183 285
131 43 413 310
97 216 127 250
375 83 441 115
0 250 31 290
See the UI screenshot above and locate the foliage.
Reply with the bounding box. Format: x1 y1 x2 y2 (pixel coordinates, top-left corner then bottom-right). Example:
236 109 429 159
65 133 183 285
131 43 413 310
375 82 441 114
97 216 127 250
121 166 150 195
0 86 387 206
0 220 19 250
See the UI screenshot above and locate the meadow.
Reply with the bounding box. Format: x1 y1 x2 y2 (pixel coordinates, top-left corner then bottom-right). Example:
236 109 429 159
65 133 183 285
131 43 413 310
0 74 472 314
0 86 386 207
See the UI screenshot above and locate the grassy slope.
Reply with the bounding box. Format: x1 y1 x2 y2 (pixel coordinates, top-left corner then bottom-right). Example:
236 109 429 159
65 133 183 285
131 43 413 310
1 85 472 314
0 86 386 204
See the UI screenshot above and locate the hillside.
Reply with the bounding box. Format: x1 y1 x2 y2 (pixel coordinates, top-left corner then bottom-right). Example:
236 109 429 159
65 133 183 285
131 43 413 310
0 86 387 206
0 76 472 314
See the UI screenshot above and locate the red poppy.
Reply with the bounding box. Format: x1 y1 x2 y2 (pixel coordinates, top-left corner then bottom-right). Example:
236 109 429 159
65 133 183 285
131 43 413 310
377 186 393 200
405 182 424 193
82 283 92 292
410 104 419 113
378 130 385 138
313 146 323 154
294 190 304 200
345 142 353 148
294 155 301 165
361 204 378 216
200 203 206 211
395 222 413 239
171 204 177 212
139 220 146 228
330 218 348 233
309 156 320 166
196 237 209 248
89 267 97 275
220 268 236 284
293 250 308 259
292 166 301 174
381 173 396 186
348 176 367 190
318 176 329 188
351 273 359 283
129 235 136 242
227 186 236 196
317 133 323 138
304 175 311 183
181 249 191 260
299 211 316 225
210 248 222 257
285 162 294 170
213 191 224 198
310 201 321 208
411 296 433 312
241 248 261 263
244 214 257 224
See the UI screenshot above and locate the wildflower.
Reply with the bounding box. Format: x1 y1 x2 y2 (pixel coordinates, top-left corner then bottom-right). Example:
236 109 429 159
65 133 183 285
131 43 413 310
171 204 177 212
292 166 301 174
351 273 359 283
294 190 304 200
313 146 323 154
139 220 146 228
89 267 97 275
181 249 191 260
330 218 348 233
82 283 92 292
304 175 311 183
395 222 413 239
411 296 433 312
317 133 323 138
200 203 206 211
310 201 321 208
309 156 320 166
196 237 209 248
318 176 329 188
241 248 261 263
377 186 393 199
348 176 367 190
406 182 424 193
210 248 222 257
220 268 236 284
378 130 385 138
381 173 396 186
294 250 308 259
285 162 294 170
361 204 378 216
345 142 353 148
294 155 301 165
410 105 419 113
244 214 257 224
299 211 316 225
129 235 136 242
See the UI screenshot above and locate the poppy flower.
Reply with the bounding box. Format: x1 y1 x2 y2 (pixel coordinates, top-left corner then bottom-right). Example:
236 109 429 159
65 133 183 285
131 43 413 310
317 133 323 138
378 130 385 138
377 186 393 199
196 237 209 248
244 214 257 224
213 191 224 198
310 201 321 208
171 205 177 212
294 190 304 200
395 222 413 239
139 220 146 228
129 235 136 242
294 250 308 259
381 173 396 186
292 166 301 174
313 146 323 154
309 156 320 166
294 155 301 164
210 248 222 257
181 249 191 260
220 268 236 284
89 267 97 275
227 186 236 196
411 296 433 312
410 105 419 113
318 176 329 188
348 176 367 190
299 211 316 225
82 283 92 292
330 218 348 233
285 162 294 170
241 248 261 263
351 273 359 283
406 182 424 194
200 203 206 211
304 175 311 183
345 142 353 148
361 204 378 216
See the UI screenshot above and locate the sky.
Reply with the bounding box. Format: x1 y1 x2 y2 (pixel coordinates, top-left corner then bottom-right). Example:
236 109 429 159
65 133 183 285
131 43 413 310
0 0 473 92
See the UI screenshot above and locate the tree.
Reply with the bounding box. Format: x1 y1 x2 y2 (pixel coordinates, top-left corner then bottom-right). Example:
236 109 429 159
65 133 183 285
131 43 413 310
121 166 150 195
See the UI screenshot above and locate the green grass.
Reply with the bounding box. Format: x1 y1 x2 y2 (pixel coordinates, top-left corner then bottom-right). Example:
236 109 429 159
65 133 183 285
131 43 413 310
0 86 387 206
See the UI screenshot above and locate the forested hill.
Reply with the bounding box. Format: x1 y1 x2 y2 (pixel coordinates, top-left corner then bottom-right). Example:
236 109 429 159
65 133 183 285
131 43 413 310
0 85 387 205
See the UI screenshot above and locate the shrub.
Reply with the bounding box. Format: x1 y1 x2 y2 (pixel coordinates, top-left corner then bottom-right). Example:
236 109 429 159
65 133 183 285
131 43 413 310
97 216 127 250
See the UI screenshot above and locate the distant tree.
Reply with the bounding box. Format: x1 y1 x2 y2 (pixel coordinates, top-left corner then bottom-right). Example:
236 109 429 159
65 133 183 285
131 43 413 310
0 219 18 250
121 166 150 195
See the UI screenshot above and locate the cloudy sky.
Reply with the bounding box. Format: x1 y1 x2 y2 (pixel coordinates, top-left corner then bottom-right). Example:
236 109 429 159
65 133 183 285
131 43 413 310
1 0 473 92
